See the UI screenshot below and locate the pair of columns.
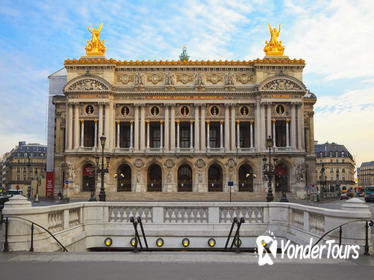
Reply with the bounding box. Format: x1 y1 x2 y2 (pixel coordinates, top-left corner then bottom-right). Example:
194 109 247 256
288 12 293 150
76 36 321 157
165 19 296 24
236 120 254 149
116 120 134 149
271 119 290 148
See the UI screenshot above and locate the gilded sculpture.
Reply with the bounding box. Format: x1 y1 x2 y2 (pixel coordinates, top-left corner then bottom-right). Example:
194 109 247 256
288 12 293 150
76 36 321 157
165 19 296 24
85 24 106 56
264 24 285 57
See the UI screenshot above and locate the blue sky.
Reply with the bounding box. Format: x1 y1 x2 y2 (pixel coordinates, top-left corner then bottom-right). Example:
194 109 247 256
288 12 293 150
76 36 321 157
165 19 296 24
0 0 373 166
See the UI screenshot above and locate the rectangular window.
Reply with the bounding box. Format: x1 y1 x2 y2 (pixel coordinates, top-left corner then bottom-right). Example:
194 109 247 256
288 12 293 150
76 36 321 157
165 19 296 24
83 121 95 147
275 120 287 147
209 123 220 148
239 122 250 148
180 123 190 148
119 123 131 148
150 123 160 148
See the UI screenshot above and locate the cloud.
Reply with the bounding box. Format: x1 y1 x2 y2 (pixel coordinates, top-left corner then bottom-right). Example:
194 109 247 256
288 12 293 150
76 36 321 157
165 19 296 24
285 0 374 80
315 86 374 166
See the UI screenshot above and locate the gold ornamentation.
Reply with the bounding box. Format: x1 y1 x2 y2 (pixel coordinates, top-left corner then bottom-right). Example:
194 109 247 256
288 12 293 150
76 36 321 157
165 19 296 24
176 73 194 84
235 73 252 84
206 73 223 84
85 24 106 57
264 24 285 57
147 73 163 85
67 79 108 91
119 74 133 84
262 79 302 91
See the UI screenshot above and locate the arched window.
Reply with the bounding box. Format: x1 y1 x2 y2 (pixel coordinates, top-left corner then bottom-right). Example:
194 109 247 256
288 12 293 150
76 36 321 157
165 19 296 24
117 164 132 192
82 163 95 192
208 164 223 192
178 164 192 192
238 164 254 192
148 163 162 192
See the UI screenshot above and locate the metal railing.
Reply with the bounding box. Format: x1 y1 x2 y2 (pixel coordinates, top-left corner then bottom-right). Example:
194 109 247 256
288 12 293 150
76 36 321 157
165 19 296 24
312 219 373 255
1 216 68 252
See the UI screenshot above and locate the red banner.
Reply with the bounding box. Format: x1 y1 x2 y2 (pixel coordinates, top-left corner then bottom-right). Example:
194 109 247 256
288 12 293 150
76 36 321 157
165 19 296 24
46 172 54 198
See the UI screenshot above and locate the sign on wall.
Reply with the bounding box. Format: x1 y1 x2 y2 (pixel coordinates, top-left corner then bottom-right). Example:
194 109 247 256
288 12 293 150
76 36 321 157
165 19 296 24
46 172 54 198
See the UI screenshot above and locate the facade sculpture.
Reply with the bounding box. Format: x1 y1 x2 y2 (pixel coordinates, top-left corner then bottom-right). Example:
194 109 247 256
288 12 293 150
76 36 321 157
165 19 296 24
264 23 285 57
85 24 106 57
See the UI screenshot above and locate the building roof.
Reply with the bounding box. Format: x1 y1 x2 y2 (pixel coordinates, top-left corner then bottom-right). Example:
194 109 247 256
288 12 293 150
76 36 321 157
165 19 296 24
48 67 67 78
315 142 353 160
360 161 374 168
8 141 47 159
64 57 305 66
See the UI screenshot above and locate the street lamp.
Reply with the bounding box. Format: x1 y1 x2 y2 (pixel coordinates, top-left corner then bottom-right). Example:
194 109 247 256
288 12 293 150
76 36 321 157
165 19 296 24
98 135 110 201
320 164 325 196
336 168 340 193
263 136 277 202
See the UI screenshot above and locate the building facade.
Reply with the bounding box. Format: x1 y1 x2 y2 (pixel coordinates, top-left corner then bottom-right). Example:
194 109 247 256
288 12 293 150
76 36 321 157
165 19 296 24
358 161 374 187
315 142 355 191
2 141 47 196
51 26 317 200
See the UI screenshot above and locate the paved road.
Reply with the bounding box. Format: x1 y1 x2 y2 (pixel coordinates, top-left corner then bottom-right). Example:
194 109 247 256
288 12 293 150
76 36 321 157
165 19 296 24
0 252 373 280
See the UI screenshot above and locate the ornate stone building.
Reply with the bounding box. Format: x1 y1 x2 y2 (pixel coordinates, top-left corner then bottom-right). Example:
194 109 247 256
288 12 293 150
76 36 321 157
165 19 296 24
358 161 374 187
52 25 317 200
315 142 355 191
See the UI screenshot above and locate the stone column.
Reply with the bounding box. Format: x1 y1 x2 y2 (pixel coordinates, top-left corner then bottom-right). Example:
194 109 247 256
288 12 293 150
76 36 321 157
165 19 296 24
80 120 84 147
104 104 110 139
116 121 120 148
170 106 176 151
98 103 103 141
255 101 261 152
267 104 272 138
165 106 170 151
260 103 266 151
194 105 200 151
291 103 296 150
206 120 210 149
130 120 134 149
160 121 163 149
220 120 224 149
146 120 150 150
300 103 305 150
297 104 302 150
109 103 115 150
67 104 73 150
236 120 240 149
272 119 276 147
74 104 80 149
94 120 98 148
224 104 230 151
190 120 194 149
140 106 146 151
250 120 254 148
176 120 180 149
230 105 236 151
134 106 139 151
286 119 290 147
201 106 206 151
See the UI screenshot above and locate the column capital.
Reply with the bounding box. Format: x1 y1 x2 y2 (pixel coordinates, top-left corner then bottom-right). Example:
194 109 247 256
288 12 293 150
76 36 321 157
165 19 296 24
190 120 194 124
286 119 290 123
80 119 84 124
206 120 210 124
130 120 134 124
146 120 150 124
116 120 120 125
160 120 164 124
94 119 98 123
236 120 240 125
272 119 276 123
249 120 254 124
220 120 224 124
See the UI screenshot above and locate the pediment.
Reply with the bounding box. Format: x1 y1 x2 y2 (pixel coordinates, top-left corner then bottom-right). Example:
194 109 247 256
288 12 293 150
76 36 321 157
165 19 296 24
64 75 111 92
259 76 306 92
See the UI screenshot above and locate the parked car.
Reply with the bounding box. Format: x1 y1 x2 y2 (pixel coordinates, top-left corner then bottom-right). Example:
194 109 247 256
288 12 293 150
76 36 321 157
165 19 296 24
364 186 374 202
7 189 23 196
340 192 349 200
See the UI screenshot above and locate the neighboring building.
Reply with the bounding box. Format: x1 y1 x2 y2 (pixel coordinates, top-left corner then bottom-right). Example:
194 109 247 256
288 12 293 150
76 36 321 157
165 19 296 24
315 141 355 191
51 25 317 200
0 159 3 188
2 141 47 196
357 161 374 187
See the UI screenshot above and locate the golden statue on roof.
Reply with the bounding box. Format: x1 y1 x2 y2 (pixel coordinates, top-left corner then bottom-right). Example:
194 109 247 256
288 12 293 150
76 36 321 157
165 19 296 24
85 23 106 57
264 23 285 57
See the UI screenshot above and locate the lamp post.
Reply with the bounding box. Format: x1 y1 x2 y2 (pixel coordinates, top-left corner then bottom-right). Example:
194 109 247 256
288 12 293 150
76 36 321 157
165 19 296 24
320 164 325 197
263 136 277 202
98 135 110 202
336 168 340 193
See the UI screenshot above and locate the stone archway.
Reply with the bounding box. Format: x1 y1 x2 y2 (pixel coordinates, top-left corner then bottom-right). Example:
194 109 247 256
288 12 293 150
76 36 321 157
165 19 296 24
82 163 95 192
117 164 132 192
177 164 193 192
238 163 254 192
275 163 289 192
208 164 223 192
147 163 162 192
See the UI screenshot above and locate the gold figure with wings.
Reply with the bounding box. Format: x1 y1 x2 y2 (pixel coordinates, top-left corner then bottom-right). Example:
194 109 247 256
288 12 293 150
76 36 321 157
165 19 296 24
264 23 285 57
85 23 106 56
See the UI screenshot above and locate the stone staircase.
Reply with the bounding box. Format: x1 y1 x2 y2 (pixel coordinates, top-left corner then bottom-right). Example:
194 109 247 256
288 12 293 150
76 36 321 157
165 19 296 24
69 191 297 202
